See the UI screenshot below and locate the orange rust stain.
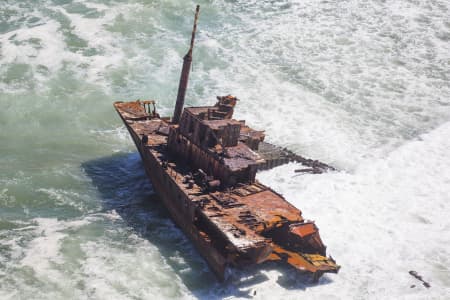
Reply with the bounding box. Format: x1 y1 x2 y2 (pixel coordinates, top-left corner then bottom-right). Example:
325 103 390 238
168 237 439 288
290 222 317 238
270 244 338 273
239 190 303 226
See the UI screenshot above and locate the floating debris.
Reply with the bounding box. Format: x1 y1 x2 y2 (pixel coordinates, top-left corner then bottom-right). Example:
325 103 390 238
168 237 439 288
409 270 431 288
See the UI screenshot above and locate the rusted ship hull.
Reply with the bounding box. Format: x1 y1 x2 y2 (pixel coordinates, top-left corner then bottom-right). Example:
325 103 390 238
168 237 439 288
122 115 229 277
114 101 339 281
113 5 338 282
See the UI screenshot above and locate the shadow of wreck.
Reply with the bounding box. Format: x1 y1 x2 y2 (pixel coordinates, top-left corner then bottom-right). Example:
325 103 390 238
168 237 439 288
81 152 333 299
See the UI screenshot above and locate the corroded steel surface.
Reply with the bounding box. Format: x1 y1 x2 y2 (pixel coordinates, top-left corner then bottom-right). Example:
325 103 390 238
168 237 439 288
256 141 336 173
173 5 200 123
112 5 339 282
114 98 340 281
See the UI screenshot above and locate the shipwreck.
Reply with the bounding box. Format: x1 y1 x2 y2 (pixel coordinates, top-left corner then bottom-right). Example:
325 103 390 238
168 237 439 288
114 5 339 281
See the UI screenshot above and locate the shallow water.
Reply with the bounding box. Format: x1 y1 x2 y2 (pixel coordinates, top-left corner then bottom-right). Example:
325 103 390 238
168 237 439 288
1 0 449 299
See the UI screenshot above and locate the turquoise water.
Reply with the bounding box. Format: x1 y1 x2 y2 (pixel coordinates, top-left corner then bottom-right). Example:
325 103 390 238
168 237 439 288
1 1 449 299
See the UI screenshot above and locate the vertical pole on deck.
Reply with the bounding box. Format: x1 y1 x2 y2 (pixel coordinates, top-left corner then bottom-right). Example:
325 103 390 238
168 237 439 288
172 5 200 124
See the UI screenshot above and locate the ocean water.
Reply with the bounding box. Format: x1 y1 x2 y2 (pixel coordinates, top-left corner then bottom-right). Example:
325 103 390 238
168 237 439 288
1 0 449 299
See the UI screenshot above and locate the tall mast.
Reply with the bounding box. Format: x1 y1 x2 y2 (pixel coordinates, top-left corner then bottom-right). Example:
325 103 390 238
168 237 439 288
172 5 200 124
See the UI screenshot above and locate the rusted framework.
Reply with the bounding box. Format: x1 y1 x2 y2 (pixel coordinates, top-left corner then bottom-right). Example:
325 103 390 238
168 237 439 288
113 5 339 281
167 96 264 187
114 97 339 280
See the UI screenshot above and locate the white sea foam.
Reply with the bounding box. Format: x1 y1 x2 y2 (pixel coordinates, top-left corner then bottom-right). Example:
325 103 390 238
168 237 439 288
36 188 88 212
51 4 131 84
0 15 64 70
79 239 193 299
0 2 144 93
20 218 67 277
89 125 135 152
19 218 89 282
255 122 450 299
189 0 450 170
